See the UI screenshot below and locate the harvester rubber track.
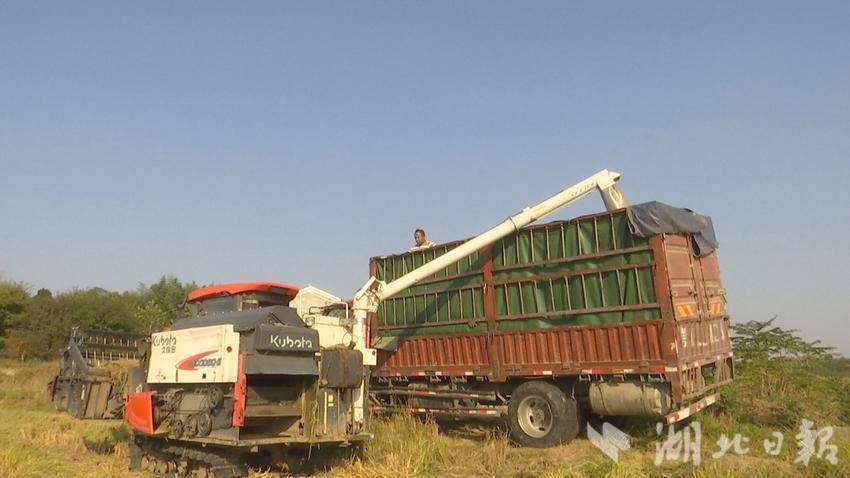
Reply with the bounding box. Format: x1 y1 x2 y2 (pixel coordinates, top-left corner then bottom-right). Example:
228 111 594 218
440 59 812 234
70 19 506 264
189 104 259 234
130 434 247 478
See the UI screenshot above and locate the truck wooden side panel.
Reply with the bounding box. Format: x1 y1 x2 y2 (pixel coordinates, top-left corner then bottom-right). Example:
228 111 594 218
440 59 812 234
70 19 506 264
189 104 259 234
375 319 669 377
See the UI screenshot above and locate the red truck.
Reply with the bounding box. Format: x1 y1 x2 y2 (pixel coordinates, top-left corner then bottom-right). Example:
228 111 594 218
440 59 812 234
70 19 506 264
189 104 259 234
368 201 733 447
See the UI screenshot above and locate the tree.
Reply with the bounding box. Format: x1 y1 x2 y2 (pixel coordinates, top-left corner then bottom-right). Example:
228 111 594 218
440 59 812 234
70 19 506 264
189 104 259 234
134 300 170 333
0 275 197 359
135 275 197 331
719 316 846 428
731 316 833 363
0 281 29 352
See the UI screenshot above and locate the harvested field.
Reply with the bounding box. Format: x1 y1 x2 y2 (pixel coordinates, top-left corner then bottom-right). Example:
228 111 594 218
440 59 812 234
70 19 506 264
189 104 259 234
1 360 847 477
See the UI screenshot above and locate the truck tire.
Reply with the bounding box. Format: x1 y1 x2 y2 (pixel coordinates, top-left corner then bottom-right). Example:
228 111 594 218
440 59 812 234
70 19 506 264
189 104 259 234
507 381 580 448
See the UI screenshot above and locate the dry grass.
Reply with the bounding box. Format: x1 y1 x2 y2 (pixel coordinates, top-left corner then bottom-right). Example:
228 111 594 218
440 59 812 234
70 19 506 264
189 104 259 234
1 360 847 477
0 360 145 478
323 413 850 478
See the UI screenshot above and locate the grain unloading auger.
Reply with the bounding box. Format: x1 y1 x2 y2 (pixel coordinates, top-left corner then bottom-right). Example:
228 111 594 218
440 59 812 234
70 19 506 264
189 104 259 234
354 169 627 306
124 170 627 477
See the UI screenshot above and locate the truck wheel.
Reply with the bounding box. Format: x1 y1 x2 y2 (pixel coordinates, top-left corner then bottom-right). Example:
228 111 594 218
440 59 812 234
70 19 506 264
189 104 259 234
507 381 580 448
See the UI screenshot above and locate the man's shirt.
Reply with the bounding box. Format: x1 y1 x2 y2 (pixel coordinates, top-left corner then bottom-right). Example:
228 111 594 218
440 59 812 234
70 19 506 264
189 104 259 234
409 240 436 252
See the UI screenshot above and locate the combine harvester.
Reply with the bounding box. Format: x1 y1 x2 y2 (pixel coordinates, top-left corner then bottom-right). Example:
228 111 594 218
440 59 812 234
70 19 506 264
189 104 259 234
122 169 733 476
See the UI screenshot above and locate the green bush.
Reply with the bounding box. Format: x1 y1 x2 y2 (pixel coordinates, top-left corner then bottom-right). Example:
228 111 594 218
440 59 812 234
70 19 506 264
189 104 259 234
713 317 849 429
0 275 196 360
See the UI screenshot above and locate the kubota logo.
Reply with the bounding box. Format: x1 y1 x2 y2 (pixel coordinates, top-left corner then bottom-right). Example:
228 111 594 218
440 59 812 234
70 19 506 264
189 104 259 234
176 350 221 371
152 335 177 347
269 334 313 349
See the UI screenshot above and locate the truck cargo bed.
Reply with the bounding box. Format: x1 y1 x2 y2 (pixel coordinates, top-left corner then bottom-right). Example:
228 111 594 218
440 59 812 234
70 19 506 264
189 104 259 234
369 206 733 405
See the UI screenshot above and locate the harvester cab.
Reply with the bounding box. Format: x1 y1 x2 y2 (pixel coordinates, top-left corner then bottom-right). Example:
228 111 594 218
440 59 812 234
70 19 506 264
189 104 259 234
186 282 298 315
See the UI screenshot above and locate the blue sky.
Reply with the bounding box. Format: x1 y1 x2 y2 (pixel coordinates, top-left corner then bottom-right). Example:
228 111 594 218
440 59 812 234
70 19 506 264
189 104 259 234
1 2 848 353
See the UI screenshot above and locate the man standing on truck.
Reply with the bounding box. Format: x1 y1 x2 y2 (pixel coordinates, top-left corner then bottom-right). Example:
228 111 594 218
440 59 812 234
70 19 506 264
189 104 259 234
409 228 436 252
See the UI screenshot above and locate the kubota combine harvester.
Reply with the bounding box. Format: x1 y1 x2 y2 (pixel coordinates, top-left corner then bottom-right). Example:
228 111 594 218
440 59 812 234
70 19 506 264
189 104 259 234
123 169 732 476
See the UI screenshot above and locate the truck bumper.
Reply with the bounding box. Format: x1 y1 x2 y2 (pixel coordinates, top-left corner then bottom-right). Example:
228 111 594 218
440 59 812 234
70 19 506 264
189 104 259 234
664 393 720 424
